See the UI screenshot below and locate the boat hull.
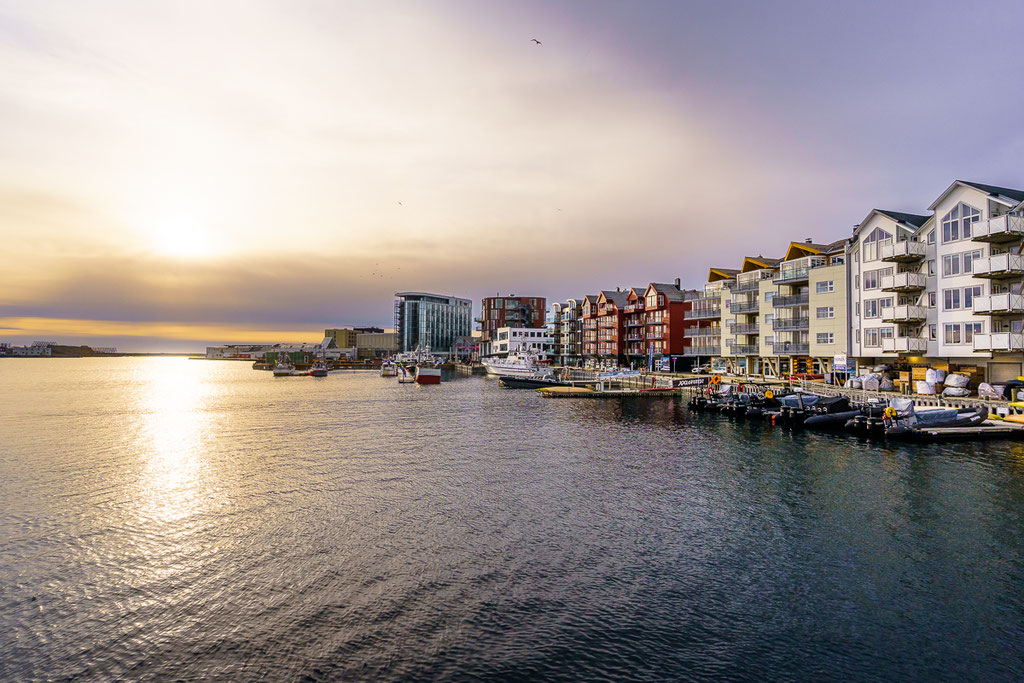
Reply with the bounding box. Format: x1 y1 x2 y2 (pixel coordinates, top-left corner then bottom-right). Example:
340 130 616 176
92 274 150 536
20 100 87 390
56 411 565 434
415 368 441 384
499 376 567 389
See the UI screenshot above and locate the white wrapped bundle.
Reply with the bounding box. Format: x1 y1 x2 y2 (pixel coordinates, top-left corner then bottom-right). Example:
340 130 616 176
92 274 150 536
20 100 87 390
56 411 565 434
879 379 895 391
942 386 970 397
916 381 936 395
1017 390 1024 401
863 375 880 391
978 383 1004 400
935 369 947 382
945 373 970 388
843 378 854 389
925 368 938 384
872 365 889 373
850 379 862 389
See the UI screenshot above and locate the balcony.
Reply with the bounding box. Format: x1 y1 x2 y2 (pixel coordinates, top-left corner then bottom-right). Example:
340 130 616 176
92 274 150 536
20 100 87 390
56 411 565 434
880 240 926 262
771 342 809 355
733 279 764 293
881 305 927 323
881 337 928 354
774 268 809 284
647 334 664 340
972 214 1024 243
772 317 809 331
973 293 1024 315
973 333 1024 352
772 293 809 308
971 253 1024 280
731 300 760 314
685 327 721 338
626 319 644 327
729 322 759 335
684 307 722 320
881 272 927 292
732 344 759 355
622 303 645 313
626 333 645 341
684 346 721 356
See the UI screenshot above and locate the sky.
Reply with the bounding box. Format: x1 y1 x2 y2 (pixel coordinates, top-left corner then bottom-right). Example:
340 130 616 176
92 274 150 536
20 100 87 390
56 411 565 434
2 0 1024 351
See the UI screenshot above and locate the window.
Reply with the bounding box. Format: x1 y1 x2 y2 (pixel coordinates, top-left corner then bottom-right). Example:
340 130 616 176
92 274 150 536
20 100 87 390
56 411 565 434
928 292 936 308
963 249 982 274
864 300 880 318
816 332 835 344
864 328 880 347
965 322 983 343
856 329 860 343
944 323 962 344
964 285 982 309
816 280 834 294
862 227 892 261
854 274 859 290
943 289 961 311
941 202 981 243
928 259 936 276
764 291 774 303
880 327 894 340
765 313 775 323
928 324 936 340
816 306 835 319
942 254 961 276
927 230 935 245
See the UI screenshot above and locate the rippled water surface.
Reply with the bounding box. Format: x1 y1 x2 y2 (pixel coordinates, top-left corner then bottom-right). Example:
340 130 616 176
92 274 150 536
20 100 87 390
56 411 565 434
2 358 1024 681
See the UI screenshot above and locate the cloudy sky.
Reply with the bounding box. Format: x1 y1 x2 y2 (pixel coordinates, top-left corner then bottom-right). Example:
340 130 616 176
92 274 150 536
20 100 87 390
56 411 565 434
2 0 1023 350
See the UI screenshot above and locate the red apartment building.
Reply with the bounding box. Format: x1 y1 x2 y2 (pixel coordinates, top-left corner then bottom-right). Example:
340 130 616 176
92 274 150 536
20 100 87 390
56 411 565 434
581 294 600 357
595 289 630 362
479 295 546 346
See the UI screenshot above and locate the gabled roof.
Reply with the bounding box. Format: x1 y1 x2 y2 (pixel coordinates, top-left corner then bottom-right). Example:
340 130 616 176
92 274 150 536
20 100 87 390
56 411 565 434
707 267 738 282
740 256 780 272
877 210 930 228
647 282 686 301
598 289 630 307
927 180 1024 211
583 294 599 304
783 241 823 260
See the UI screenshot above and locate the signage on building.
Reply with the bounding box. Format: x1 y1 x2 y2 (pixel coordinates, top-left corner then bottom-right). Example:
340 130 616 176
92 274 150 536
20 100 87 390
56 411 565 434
833 353 848 372
673 377 708 388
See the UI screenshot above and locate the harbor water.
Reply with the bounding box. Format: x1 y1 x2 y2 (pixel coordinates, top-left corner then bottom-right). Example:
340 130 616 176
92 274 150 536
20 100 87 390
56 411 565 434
2 358 1024 680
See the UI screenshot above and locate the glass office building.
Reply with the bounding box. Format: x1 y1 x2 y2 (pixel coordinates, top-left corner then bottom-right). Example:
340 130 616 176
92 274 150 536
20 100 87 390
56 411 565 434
394 292 473 357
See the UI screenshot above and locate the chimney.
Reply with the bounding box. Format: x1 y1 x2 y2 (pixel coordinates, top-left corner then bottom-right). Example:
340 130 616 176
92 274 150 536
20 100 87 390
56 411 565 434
805 238 813 243
674 277 681 289
616 286 620 292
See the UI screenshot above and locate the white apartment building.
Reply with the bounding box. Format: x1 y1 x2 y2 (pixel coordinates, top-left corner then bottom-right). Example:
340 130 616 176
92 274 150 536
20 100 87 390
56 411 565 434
488 327 554 357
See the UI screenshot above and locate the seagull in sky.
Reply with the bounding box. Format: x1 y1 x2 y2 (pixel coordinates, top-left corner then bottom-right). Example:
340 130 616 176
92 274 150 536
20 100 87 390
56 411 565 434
531 38 542 45
398 201 403 206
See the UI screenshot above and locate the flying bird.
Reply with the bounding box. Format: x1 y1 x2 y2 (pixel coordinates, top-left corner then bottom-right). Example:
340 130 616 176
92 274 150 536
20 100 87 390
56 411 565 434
531 38 542 45
398 201 403 206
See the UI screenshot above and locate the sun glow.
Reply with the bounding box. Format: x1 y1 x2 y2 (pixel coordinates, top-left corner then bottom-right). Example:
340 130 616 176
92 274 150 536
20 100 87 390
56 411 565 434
152 215 218 259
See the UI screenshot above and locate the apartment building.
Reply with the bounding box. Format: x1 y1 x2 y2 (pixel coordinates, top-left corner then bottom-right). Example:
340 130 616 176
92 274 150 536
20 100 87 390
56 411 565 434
581 294 600 359
683 268 736 367
479 295 546 349
623 287 648 364
643 282 696 370
491 327 554 357
595 290 630 362
558 299 584 365
394 292 473 357
730 257 778 375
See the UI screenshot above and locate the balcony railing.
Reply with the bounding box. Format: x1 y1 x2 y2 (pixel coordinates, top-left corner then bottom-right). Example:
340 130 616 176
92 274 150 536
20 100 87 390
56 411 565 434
973 214 1024 243
683 346 721 356
881 305 927 323
729 322 759 335
626 320 644 327
731 300 760 314
880 272 927 291
732 344 759 355
626 334 645 341
772 293 809 308
684 327 721 338
772 317 809 331
973 333 1024 352
771 342 809 355
971 253 1024 279
773 268 810 284
879 240 926 262
684 308 722 320
881 337 928 354
732 278 766 292
973 293 1024 315
647 334 664 340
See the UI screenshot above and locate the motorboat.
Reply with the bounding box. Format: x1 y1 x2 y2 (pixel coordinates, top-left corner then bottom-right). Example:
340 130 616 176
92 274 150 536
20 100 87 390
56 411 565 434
309 360 329 377
802 396 861 430
397 365 417 383
380 362 398 377
499 370 568 389
883 398 988 440
481 350 549 378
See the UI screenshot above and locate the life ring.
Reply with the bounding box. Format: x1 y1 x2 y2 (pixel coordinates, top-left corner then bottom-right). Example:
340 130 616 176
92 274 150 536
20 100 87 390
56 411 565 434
883 406 897 418
764 389 774 399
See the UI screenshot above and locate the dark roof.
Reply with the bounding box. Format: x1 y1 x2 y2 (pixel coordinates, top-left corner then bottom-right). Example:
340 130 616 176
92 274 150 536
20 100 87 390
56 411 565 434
877 210 930 228
600 289 631 306
710 267 739 275
823 238 849 253
648 282 686 300
583 294 599 303
959 181 1024 204
744 255 782 266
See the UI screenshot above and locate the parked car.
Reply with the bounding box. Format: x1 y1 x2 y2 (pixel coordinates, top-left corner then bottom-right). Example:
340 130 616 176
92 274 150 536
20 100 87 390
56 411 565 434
692 364 711 374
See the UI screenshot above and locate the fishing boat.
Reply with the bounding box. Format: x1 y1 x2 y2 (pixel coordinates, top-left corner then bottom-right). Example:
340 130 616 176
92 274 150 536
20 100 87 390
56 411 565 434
481 350 549 378
273 356 299 376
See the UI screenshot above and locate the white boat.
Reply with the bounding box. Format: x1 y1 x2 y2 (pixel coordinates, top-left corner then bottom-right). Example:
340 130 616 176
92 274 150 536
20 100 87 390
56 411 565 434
380 362 398 377
273 356 298 376
481 350 549 378
415 366 441 384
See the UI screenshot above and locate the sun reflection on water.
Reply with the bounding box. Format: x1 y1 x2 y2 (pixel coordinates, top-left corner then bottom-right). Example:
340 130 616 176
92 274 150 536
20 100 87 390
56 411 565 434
135 359 217 525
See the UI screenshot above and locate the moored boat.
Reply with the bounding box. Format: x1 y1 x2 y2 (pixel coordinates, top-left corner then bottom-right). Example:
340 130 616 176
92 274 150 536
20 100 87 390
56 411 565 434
309 360 329 377
481 350 549 378
273 356 299 376
883 398 988 440
415 366 441 385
